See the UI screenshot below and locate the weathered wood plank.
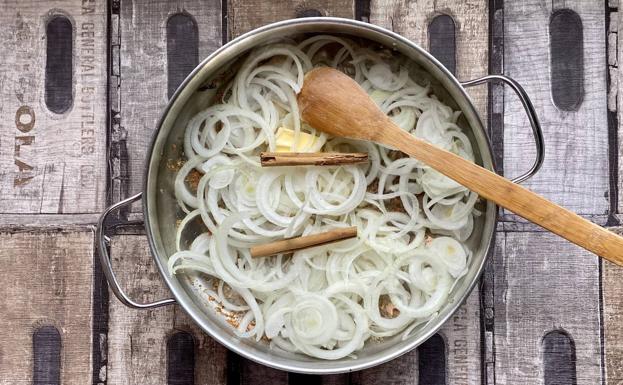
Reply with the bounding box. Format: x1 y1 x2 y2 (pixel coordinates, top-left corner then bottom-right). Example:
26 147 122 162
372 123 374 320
0 213 102 227
107 235 228 385
0 0 107 214
503 0 609 215
240 359 288 385
0 231 94 385
494 232 601 384
602 227 623 385
616 5 623 214
227 0 355 39
370 0 489 119
497 4 605 385
439 289 481 384
368 2 486 383
351 350 418 385
118 0 221 206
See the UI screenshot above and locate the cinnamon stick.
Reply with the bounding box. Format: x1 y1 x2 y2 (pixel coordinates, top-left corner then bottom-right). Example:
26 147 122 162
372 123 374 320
260 152 368 167
250 227 358 258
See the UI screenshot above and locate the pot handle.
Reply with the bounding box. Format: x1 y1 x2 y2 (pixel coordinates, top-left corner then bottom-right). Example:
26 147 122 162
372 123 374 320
461 74 544 184
96 192 176 309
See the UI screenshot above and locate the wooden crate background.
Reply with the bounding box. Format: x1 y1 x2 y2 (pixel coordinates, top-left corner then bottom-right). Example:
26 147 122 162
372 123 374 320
0 0 621 384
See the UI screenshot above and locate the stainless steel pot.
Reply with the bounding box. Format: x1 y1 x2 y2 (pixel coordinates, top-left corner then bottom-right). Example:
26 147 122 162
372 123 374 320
96 17 544 374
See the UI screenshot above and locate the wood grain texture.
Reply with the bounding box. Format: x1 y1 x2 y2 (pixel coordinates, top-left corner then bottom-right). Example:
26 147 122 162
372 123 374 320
503 0 609 215
602 227 623 385
494 232 601 384
351 350 418 385
107 235 228 385
617 5 623 214
0 231 94 385
118 0 221 206
497 4 606 385
0 0 107 214
439 289 481 384
240 358 288 385
227 0 355 39
369 0 488 118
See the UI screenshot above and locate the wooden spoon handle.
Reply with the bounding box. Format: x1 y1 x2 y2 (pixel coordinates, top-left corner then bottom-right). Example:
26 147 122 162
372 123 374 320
381 128 623 266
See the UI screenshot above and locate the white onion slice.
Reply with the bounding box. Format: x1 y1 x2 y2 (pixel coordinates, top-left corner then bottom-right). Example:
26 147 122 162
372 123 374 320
168 37 479 360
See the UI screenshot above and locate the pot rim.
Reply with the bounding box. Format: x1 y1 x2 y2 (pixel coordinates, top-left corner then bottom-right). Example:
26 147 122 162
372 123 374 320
142 17 496 374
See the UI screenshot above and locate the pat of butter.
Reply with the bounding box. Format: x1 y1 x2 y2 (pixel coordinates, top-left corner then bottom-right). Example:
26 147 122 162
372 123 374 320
275 127 318 152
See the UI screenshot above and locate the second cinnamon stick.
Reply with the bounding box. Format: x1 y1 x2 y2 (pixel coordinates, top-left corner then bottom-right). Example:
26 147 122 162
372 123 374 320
250 227 358 257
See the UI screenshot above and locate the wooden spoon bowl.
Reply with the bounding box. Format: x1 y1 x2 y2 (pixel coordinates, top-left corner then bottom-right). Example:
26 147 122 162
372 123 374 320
298 67 623 266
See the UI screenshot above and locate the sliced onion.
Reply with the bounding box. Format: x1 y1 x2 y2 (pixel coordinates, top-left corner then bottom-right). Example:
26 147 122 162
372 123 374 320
168 36 479 360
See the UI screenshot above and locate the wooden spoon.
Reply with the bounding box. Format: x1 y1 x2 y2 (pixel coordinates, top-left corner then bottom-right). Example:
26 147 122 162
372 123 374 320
298 67 623 266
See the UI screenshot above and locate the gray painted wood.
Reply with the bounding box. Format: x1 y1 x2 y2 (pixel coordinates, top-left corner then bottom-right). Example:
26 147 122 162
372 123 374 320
494 232 601 384
503 0 609 215
227 0 355 39
351 350 418 385
107 235 228 385
498 6 606 385
607 5 619 225
0 213 102 227
0 0 107 214
499 214 611 231
439 290 482 384
118 0 221 207
369 0 488 119
0 231 94 385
